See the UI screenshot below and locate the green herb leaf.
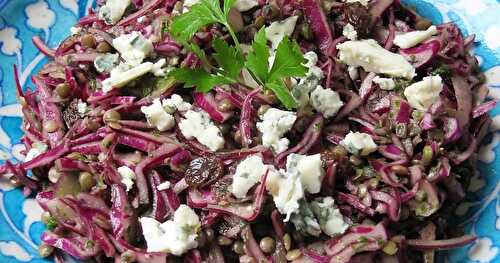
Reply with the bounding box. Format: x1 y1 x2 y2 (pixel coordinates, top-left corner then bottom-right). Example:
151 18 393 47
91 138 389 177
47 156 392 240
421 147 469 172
46 216 58 231
245 27 270 83
432 64 452 78
267 82 298 110
268 36 307 83
212 38 244 80
169 68 231 92
169 1 221 43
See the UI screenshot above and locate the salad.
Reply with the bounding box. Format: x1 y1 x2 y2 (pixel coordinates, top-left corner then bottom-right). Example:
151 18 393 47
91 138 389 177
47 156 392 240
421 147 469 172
2 0 496 262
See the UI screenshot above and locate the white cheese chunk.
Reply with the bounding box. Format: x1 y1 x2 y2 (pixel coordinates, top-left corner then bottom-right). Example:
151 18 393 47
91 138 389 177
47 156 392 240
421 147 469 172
152 59 168 77
287 154 324 194
337 39 416 79
118 166 136 192
183 0 201 7
267 169 303 221
310 86 344 118
311 197 349 237
94 53 119 73
179 0 201 13
231 155 267 198
266 154 324 221
179 110 225 151
70 26 81 35
340 131 377 156
101 62 154 93
163 94 192 114
77 100 90 117
24 142 48 162
140 205 200 255
266 16 298 49
345 0 369 6
394 26 438 49
256 108 297 154
291 51 325 106
98 0 132 25
403 75 443 111
373 76 396 90
234 0 259 11
113 31 153 66
342 23 358 40
141 99 175 131
291 200 322 236
157 181 171 191
348 66 359 81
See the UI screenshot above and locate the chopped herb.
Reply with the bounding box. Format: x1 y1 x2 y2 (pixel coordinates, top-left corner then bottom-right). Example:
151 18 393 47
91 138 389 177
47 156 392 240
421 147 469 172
85 240 95 248
168 1 305 109
46 217 58 231
432 64 452 78
152 130 161 137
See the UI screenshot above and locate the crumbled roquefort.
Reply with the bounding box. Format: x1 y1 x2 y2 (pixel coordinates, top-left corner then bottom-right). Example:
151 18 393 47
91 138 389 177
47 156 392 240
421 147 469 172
291 200 322 236
94 53 119 73
24 142 48 162
403 75 443 111
310 86 344 118
117 166 136 192
231 155 268 198
337 39 416 79
373 76 396 90
310 196 349 237
256 108 297 154
340 131 378 156
140 205 200 255
234 0 259 12
141 99 176 131
393 26 438 49
178 110 225 151
343 23 358 40
98 0 132 25
266 16 299 49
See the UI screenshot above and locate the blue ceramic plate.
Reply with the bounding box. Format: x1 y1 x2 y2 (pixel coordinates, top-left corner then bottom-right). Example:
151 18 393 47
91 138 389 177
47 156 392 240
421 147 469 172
0 0 499 262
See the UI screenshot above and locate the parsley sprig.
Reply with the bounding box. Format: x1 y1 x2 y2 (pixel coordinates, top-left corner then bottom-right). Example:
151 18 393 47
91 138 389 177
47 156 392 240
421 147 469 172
168 0 307 109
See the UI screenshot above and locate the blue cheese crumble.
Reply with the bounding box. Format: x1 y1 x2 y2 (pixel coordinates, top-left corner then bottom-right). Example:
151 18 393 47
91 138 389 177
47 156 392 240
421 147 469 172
394 26 438 49
310 86 344 118
256 108 297 154
266 153 324 221
179 110 225 151
337 39 416 79
340 131 378 156
291 51 325 107
117 166 136 192
141 99 176 132
94 53 119 73
140 205 200 255
98 0 131 25
403 75 443 111
311 197 349 236
373 76 396 90
231 155 268 198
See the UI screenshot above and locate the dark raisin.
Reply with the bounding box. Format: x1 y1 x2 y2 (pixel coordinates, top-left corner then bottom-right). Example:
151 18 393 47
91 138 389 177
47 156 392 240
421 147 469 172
62 100 81 128
344 3 372 39
185 156 224 188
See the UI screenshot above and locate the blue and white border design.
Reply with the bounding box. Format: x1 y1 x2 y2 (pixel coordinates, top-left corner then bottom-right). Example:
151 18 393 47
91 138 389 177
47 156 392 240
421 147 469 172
0 1 93 262
0 0 498 262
